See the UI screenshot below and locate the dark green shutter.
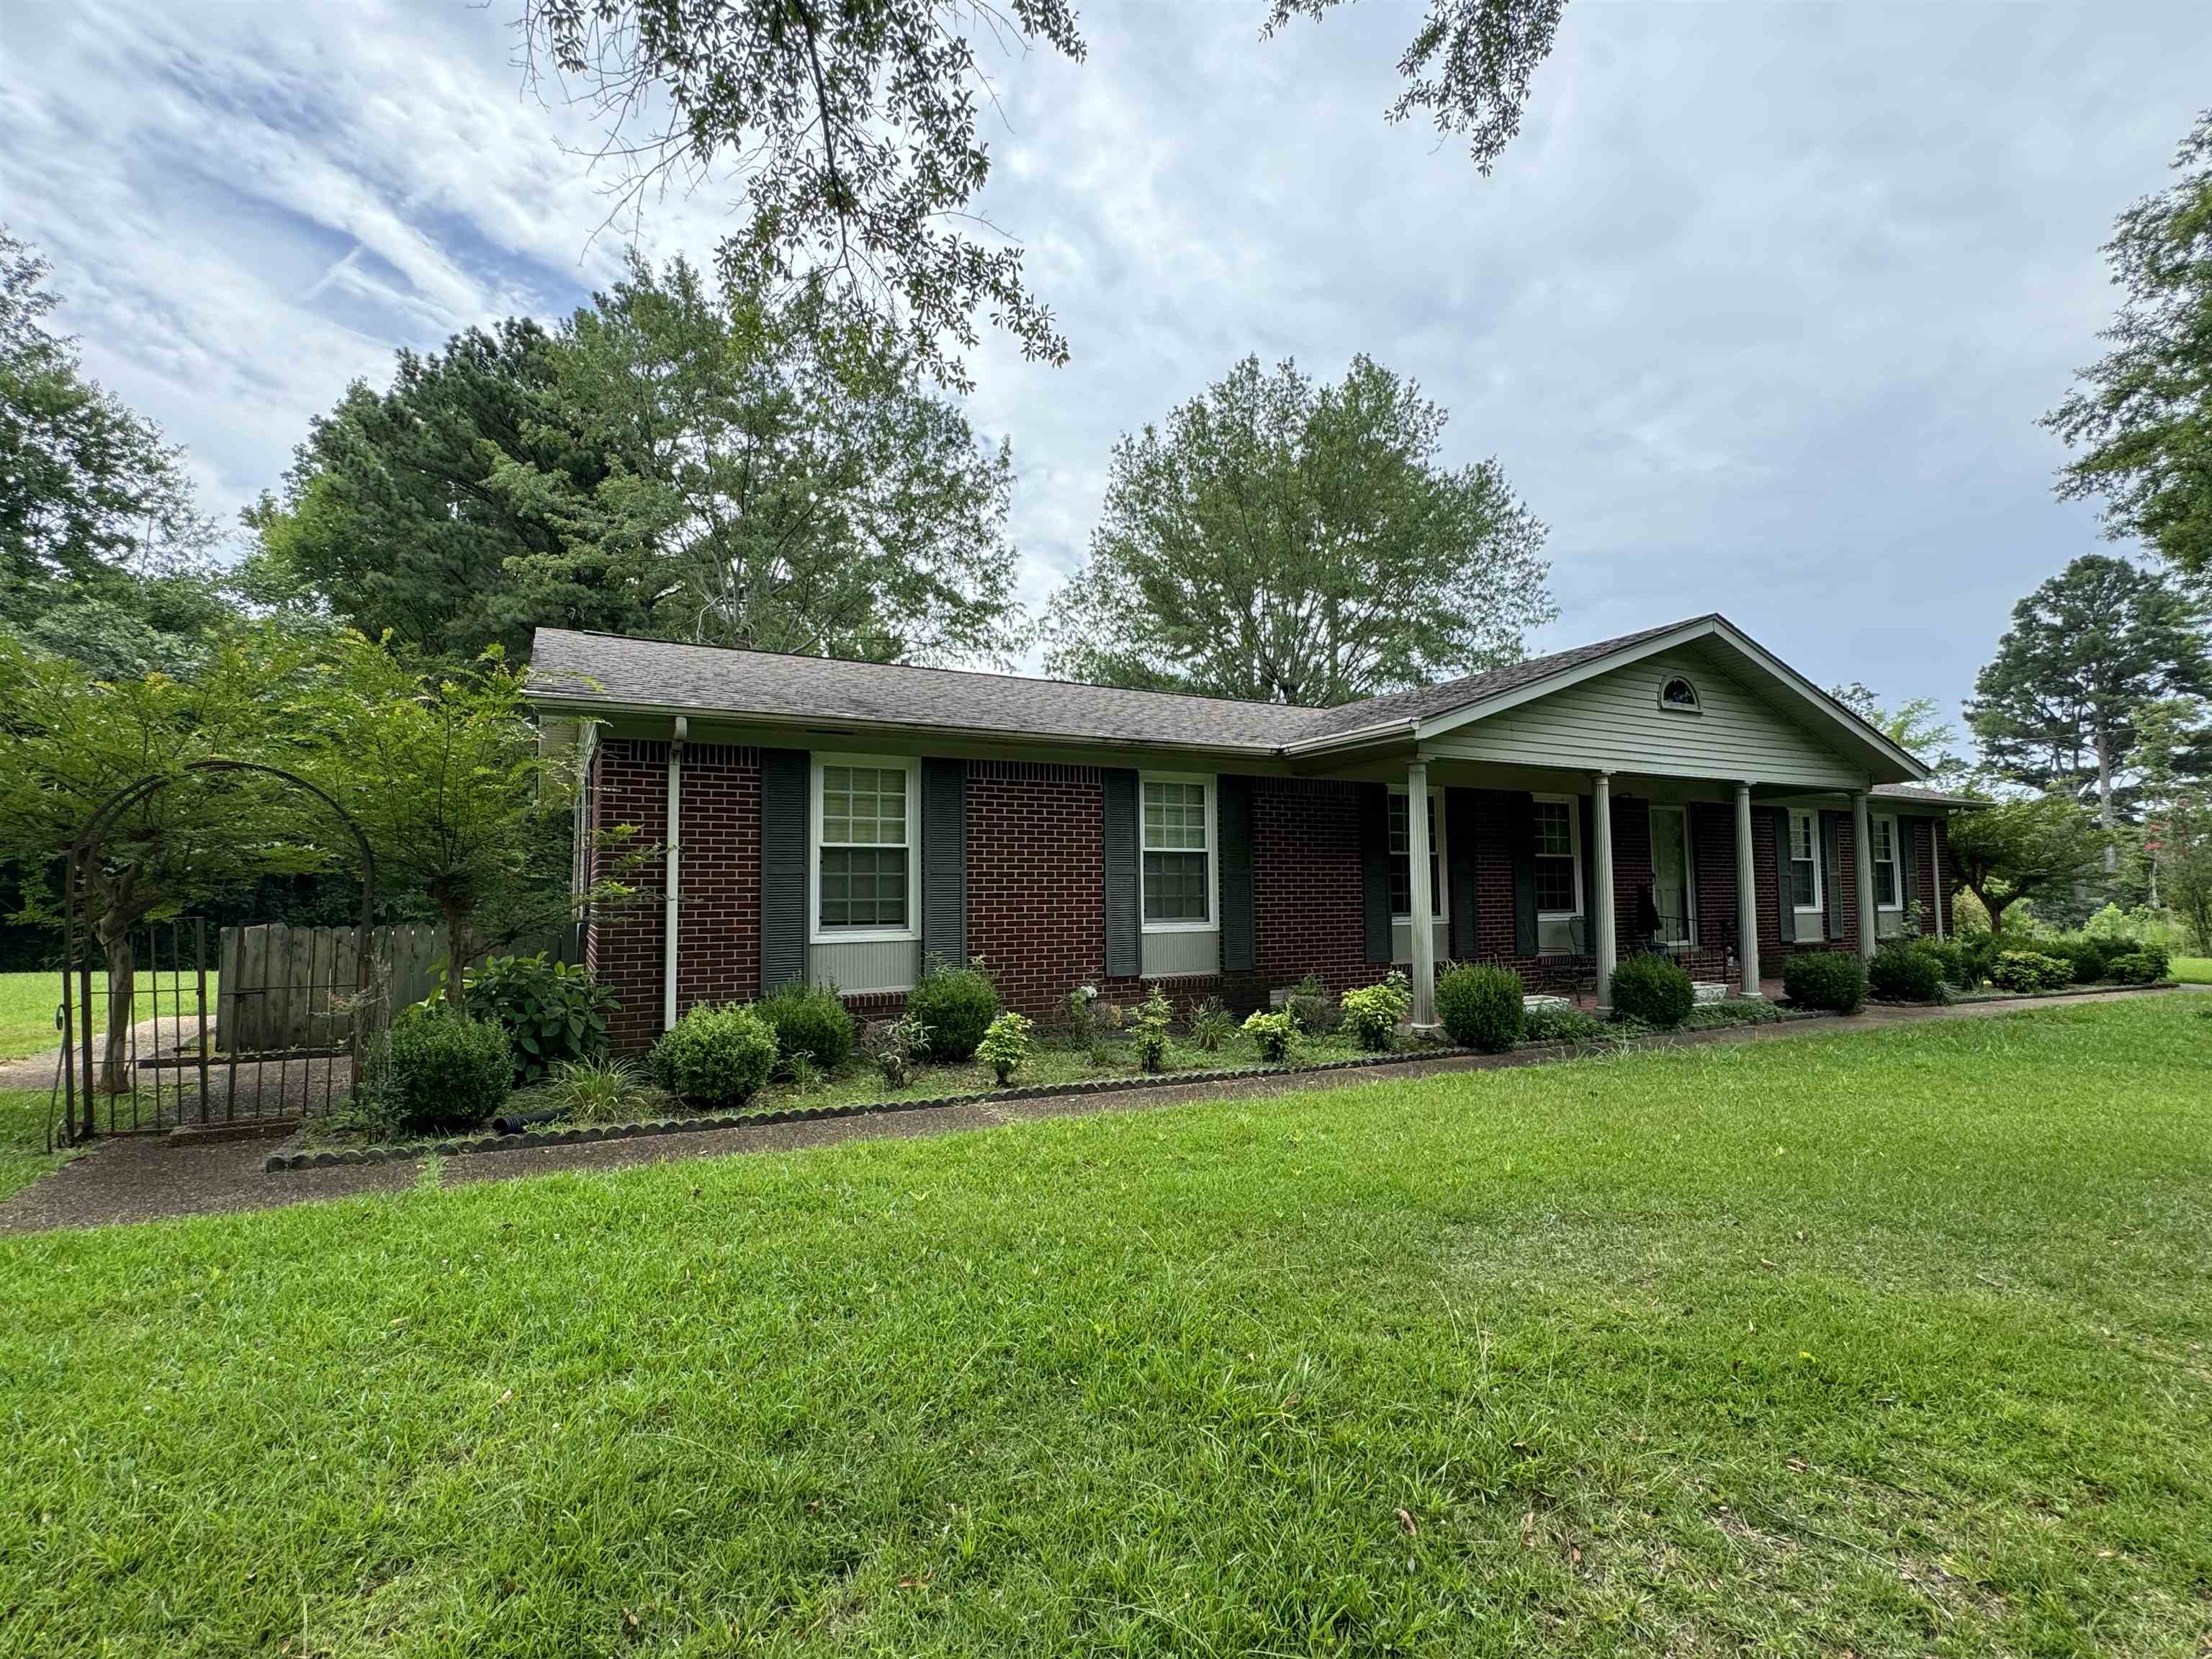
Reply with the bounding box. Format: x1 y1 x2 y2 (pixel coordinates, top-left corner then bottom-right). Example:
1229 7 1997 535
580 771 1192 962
1772 806 1796 945
1511 794 1539 958
1821 811 1846 943
1898 817 1920 929
1359 783 1392 963
760 747 809 993
1446 788 1478 960
1102 768 1140 976
921 757 966 969
1218 775 1255 974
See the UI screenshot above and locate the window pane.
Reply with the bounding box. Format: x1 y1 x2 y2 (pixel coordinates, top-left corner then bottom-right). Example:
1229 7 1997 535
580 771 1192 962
1143 850 1209 922
1388 793 1410 856
1141 780 1208 850
1535 856 1576 914
819 848 907 929
1535 801 1573 858
1876 865 1899 908
1790 860 1817 908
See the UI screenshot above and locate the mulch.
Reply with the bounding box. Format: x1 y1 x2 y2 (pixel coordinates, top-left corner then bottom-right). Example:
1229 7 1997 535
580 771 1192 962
0 987 2185 1236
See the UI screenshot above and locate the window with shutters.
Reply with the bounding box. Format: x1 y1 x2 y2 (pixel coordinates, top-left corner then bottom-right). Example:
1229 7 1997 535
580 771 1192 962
1388 788 1445 920
1871 814 1902 910
1787 809 1822 913
811 755 920 941
1141 775 1215 929
1532 796 1583 917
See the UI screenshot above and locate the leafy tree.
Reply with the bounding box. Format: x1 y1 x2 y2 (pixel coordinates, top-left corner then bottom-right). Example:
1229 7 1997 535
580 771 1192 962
2131 694 2212 914
490 253 1022 665
517 1 1569 386
1943 796 2100 938
2046 110 2212 593
0 229 228 673
1042 354 1550 705
240 318 622 663
293 635 647 1002
1965 555 2206 851
1827 682 1968 787
0 629 331 1093
252 254 1022 667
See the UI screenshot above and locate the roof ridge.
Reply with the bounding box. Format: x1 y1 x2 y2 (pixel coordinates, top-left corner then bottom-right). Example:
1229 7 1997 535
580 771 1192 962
534 627 1338 714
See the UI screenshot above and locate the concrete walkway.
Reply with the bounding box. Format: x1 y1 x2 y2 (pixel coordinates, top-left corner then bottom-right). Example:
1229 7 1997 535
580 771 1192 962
0 986 2187 1236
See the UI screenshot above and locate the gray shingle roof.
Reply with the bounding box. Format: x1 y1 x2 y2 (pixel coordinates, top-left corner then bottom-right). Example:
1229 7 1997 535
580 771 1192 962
1869 783 1979 807
530 629 1330 751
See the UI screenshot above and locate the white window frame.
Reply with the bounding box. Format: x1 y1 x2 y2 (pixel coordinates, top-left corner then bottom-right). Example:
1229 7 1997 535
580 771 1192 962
1138 771 1216 933
1871 813 1903 914
1387 784 1448 923
1656 675 1703 715
1532 793 1585 921
1647 802 1696 947
809 753 922 945
1787 807 1824 918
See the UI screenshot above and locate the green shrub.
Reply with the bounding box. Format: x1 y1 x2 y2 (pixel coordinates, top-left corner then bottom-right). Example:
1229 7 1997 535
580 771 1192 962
463 953 616 1084
2105 948 2168 985
1781 951 1866 1012
1242 1010 1295 1062
649 1003 778 1106
1677 999 1782 1030
755 981 855 1073
1990 950 2071 994
1911 937 1975 989
861 1014 929 1089
379 1008 513 1135
1341 971 1411 1051
1608 953 1695 1027
1187 997 1236 1052
1521 1003 1603 1045
1869 943 1948 1003
1283 973 1341 1035
1435 963 1524 1052
906 958 1002 1061
2035 935 2110 984
976 1011 1033 1083
1129 986 1174 1072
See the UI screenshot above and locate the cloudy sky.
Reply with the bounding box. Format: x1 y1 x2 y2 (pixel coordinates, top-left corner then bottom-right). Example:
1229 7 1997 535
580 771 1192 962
3 0 2203 731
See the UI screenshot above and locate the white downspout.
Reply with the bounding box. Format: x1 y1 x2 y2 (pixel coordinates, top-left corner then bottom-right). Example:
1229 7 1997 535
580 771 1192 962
664 716 687 1031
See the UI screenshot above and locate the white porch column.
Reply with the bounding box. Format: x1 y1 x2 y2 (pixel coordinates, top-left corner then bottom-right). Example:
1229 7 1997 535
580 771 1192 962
1406 755 1437 1027
1592 771 1617 1008
1734 782 1762 996
1851 788 1876 963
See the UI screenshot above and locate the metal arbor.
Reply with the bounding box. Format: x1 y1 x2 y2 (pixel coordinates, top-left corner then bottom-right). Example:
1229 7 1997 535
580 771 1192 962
55 760 379 1146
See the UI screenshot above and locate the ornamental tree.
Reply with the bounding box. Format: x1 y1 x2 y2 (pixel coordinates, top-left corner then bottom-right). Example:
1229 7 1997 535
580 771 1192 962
1943 796 2101 938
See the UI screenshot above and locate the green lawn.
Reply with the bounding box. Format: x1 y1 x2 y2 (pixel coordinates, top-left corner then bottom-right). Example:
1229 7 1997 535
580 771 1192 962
2172 956 2211 984
0 968 221 1064
4 998 2210 1656
0 1088 69 1201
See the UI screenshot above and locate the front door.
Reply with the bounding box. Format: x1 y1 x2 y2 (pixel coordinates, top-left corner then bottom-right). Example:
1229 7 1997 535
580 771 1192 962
1649 806 1694 948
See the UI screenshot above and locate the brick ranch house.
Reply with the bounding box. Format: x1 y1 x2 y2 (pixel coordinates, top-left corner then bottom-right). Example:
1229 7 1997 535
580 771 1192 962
531 615 1965 1048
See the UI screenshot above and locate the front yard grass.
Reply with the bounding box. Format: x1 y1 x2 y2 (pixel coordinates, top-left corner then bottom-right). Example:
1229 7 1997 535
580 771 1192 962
5 997 2211 1656
0 1087 71 1202
2172 955 2211 984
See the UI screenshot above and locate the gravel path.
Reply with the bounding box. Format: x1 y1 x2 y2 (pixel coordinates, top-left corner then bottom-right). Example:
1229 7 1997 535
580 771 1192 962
0 988 2187 1236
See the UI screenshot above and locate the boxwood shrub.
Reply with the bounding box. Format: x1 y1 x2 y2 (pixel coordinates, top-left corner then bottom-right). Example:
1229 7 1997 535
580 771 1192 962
1781 950 1866 1013
1990 950 2071 994
2034 934 2110 984
1868 942 1948 1003
905 959 1003 1062
2106 947 2170 985
649 1003 778 1106
1608 953 1695 1027
378 1009 513 1135
755 981 855 1073
1435 963 1524 1052
1521 1003 1604 1045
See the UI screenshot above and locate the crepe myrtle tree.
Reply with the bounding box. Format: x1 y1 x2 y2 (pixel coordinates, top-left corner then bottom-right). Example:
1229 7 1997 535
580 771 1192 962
0 626 331 1092
1943 796 2102 939
295 634 651 1004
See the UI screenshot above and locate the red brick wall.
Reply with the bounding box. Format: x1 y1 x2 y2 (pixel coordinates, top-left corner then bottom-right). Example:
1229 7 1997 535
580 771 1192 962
1910 817 1957 936
1247 778 1368 997
966 761 1107 1019
590 738 669 1051
674 744 762 1017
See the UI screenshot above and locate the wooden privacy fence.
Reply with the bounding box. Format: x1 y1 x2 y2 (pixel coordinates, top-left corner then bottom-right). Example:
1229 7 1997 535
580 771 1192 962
216 923 579 1053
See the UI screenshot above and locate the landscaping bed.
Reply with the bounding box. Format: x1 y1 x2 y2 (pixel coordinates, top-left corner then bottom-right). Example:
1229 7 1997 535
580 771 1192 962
268 991 1808 1174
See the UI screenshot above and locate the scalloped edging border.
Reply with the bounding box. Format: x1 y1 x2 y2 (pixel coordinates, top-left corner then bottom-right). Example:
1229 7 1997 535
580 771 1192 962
260 1004 1851 1175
